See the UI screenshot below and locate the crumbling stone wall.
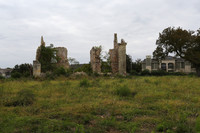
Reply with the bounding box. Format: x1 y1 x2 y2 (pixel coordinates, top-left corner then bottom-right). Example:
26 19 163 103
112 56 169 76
90 47 101 73
36 36 45 61
109 49 118 73
118 39 127 75
109 33 127 75
33 60 41 77
55 47 69 69
33 36 69 77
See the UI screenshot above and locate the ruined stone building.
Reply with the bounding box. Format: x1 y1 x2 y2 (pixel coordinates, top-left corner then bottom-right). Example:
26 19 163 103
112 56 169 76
90 46 101 73
33 61 41 78
109 33 127 75
142 55 196 73
55 47 69 68
33 36 69 77
0 68 12 78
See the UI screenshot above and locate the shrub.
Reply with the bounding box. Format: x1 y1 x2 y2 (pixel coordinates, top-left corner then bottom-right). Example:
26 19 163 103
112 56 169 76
116 85 131 97
12 63 33 77
176 114 193 133
5 89 35 106
151 70 167 76
75 124 85 133
0 75 5 79
92 72 100 77
45 72 56 80
141 69 150 76
156 123 164 132
170 72 186 76
79 79 90 88
130 70 140 75
75 64 92 75
11 72 22 79
54 67 66 76
196 117 200 132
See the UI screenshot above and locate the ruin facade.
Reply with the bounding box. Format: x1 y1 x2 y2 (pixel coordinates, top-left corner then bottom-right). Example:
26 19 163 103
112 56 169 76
33 60 41 77
55 47 69 69
109 33 127 75
33 36 69 77
36 36 45 61
90 46 102 73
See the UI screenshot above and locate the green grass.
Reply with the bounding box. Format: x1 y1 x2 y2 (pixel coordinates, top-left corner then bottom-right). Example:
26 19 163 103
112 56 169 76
0 76 200 133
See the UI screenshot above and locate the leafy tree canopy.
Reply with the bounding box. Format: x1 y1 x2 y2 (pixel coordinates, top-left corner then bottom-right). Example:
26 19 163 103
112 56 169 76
153 27 200 76
38 44 59 72
12 63 33 78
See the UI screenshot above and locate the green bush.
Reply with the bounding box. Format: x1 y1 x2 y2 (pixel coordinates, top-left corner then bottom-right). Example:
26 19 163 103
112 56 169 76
141 69 150 76
45 72 56 80
12 63 33 77
176 114 193 133
92 72 100 77
5 89 35 106
196 117 200 132
0 75 5 79
11 72 22 79
116 85 131 97
75 64 92 75
130 70 140 75
54 67 66 76
156 123 165 132
170 72 186 76
79 79 90 88
151 70 167 76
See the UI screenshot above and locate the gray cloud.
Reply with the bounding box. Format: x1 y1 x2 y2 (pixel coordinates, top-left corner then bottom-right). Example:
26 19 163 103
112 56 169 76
0 0 200 68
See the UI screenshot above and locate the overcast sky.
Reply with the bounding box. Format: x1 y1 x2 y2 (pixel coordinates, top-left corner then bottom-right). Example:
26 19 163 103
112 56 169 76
0 0 200 68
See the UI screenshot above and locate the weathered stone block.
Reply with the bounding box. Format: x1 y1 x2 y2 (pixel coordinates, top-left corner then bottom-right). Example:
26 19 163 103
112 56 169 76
90 47 101 73
109 34 127 75
33 60 41 77
55 47 69 69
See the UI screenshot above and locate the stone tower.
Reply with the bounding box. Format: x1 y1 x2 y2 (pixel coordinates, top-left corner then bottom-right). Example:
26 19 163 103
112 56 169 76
55 47 69 69
109 33 127 75
33 36 44 77
90 46 102 73
33 36 69 77
118 39 127 75
36 36 45 61
33 60 41 78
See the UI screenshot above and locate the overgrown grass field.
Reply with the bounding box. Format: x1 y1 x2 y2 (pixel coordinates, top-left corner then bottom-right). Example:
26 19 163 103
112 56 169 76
0 76 200 133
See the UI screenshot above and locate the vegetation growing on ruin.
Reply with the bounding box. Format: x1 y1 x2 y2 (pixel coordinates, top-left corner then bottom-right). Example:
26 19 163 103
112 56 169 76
0 76 200 133
38 44 59 72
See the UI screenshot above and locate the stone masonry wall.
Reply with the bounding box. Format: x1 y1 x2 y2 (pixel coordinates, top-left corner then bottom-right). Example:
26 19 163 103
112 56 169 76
33 60 41 77
109 33 127 75
109 49 118 73
55 47 69 69
118 39 127 75
36 36 46 61
90 47 101 73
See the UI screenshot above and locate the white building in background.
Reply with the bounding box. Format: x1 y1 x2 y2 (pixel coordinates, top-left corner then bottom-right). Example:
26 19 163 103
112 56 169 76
142 55 196 73
0 68 12 78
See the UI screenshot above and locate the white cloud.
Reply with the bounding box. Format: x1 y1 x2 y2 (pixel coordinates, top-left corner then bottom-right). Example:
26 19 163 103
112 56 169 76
0 0 199 67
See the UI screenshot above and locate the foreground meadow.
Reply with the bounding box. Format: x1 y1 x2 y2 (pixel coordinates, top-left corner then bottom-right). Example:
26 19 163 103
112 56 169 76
0 76 200 133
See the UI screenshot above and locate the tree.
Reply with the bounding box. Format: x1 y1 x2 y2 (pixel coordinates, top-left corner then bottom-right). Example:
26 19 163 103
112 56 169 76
126 54 132 73
68 57 79 65
101 51 111 73
153 27 200 76
38 44 59 72
12 63 33 78
132 59 142 75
